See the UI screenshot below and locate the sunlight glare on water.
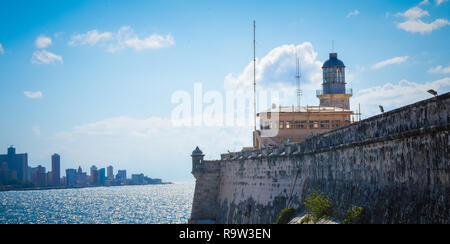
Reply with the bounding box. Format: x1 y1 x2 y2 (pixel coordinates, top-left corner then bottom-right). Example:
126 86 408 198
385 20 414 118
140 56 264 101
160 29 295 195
0 181 194 224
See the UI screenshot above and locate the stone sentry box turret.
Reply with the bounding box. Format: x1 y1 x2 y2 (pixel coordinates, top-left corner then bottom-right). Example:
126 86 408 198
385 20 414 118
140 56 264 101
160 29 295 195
191 146 205 176
189 146 220 224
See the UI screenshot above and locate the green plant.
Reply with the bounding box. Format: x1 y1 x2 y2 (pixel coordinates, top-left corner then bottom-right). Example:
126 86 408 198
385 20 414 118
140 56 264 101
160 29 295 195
299 214 313 224
303 190 333 223
344 206 368 224
274 208 296 224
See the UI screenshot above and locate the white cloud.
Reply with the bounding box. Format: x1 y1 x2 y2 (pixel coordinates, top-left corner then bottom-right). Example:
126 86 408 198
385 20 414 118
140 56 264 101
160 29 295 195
419 0 430 5
436 0 448 5
372 56 409 69
35 35 52 49
396 6 450 34
224 42 323 93
352 77 450 117
396 6 429 19
69 26 175 52
68 30 113 46
397 18 450 34
0 43 4 54
428 65 450 74
24 91 43 99
31 50 63 64
114 26 175 51
346 10 360 18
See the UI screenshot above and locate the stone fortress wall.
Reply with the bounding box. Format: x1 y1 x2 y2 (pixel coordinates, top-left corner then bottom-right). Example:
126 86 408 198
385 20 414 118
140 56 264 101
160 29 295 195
190 92 450 224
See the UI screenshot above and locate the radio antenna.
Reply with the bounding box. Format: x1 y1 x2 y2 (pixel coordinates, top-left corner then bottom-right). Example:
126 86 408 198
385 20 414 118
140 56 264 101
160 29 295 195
253 20 257 148
295 53 302 111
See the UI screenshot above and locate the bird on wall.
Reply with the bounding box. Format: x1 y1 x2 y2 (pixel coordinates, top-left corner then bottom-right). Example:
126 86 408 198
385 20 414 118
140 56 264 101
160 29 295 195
427 89 438 97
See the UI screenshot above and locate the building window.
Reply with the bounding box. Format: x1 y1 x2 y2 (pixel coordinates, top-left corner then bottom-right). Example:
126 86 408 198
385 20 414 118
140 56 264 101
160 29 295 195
320 120 330 129
309 120 319 129
286 121 290 129
280 121 284 129
332 120 340 128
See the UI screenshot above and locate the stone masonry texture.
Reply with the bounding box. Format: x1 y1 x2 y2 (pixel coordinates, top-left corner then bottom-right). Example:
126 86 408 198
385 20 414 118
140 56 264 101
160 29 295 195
190 92 450 224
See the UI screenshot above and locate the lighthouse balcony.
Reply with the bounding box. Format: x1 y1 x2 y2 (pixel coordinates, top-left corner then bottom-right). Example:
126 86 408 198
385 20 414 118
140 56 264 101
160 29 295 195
316 88 353 96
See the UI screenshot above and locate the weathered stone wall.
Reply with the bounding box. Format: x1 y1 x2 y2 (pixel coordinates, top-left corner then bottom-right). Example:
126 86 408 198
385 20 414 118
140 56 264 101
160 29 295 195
191 93 450 224
190 161 220 222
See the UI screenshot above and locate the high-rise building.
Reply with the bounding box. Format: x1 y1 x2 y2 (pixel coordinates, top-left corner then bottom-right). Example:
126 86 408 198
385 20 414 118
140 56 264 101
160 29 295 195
90 166 99 185
66 169 77 186
76 166 88 186
98 168 106 185
116 170 127 182
0 162 15 183
32 165 46 187
131 174 144 185
107 165 114 180
51 154 61 186
0 146 28 182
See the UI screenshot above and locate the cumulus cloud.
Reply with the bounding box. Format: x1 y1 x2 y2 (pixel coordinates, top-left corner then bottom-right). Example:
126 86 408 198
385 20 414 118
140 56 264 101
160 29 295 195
372 56 409 69
68 30 113 46
428 65 450 74
397 6 429 19
35 35 52 49
436 0 448 5
68 26 175 52
397 18 449 34
346 10 360 18
24 91 43 99
113 26 175 51
224 42 323 93
0 43 4 54
396 6 450 34
419 0 430 5
352 77 450 116
31 50 63 64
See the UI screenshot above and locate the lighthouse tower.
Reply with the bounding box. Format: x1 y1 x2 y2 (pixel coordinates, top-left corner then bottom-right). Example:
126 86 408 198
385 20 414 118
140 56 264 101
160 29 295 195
316 53 352 109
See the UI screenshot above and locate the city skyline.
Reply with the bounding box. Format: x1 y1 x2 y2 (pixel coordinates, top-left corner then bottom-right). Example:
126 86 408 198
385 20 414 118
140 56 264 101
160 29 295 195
0 145 162 189
0 0 449 179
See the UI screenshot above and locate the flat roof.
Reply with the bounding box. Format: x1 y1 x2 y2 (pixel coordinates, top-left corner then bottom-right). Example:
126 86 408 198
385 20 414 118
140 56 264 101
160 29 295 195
258 106 353 115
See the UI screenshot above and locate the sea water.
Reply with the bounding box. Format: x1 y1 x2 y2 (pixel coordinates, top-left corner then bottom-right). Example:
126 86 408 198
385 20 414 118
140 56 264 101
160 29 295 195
0 181 194 224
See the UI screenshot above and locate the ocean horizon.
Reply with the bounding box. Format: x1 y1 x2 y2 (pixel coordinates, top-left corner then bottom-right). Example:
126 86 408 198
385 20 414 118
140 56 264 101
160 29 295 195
0 181 195 224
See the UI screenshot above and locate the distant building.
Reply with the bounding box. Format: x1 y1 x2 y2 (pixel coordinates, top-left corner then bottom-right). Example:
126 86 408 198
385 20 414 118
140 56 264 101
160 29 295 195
131 174 144 185
0 146 28 182
76 166 88 186
90 166 99 185
66 169 77 186
0 162 16 183
51 154 61 186
107 165 114 180
46 171 53 186
98 168 106 185
32 165 47 187
116 170 127 182
27 166 36 182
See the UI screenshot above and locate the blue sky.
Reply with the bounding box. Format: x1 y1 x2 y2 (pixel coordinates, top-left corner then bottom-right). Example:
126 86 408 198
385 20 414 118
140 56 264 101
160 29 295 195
0 0 449 180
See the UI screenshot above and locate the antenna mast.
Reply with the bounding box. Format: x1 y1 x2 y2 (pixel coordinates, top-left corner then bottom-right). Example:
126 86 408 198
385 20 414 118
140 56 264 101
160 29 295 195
253 20 257 148
295 53 302 111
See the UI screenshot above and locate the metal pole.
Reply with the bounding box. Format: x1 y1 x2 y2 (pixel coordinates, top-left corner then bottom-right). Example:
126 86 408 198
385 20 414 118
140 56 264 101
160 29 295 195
253 20 257 148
